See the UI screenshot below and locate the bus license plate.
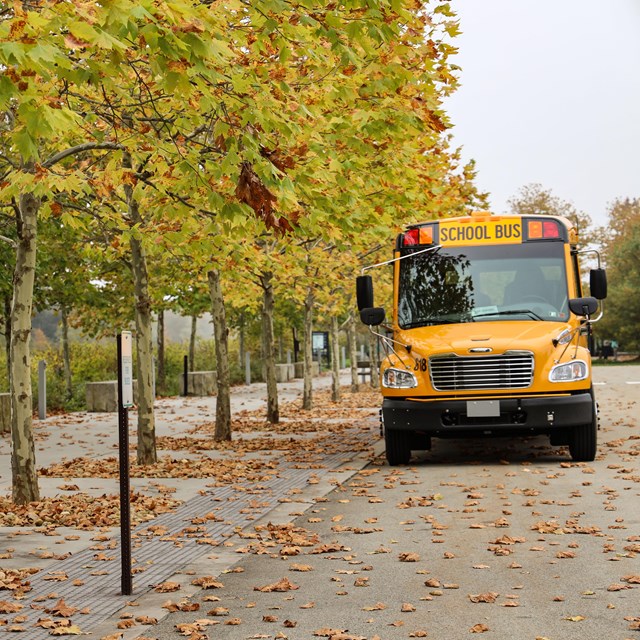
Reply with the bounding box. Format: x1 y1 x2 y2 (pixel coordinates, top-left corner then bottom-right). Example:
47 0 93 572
467 400 500 417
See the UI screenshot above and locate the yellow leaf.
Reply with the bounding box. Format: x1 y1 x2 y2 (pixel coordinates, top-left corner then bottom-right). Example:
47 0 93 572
50 625 83 635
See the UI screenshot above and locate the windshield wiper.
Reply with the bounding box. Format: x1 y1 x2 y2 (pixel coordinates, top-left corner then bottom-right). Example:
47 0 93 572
473 309 544 321
402 318 465 328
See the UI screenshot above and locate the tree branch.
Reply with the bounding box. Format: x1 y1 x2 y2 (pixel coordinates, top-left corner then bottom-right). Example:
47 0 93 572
0 234 17 249
42 142 124 169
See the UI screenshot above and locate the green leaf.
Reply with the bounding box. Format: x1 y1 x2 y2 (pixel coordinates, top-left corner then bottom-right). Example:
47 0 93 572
13 129 39 162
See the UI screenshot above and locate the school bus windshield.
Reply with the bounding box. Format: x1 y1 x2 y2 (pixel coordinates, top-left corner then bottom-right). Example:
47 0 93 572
397 243 570 328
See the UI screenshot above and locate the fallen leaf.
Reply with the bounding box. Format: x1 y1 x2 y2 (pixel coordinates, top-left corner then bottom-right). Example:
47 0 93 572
50 625 83 635
399 552 420 562
470 624 490 633
254 578 299 592
154 581 181 593
469 592 499 603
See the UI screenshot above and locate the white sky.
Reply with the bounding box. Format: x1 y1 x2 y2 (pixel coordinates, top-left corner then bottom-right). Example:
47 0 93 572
445 0 640 226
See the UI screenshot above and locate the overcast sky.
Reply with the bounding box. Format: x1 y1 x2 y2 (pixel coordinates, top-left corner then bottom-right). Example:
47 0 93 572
445 0 640 226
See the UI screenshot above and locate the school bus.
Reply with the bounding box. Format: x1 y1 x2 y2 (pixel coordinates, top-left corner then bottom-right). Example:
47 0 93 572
356 212 607 465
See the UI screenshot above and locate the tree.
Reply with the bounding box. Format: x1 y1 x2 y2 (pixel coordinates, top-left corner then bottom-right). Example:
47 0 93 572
507 183 595 244
597 198 640 351
0 0 243 500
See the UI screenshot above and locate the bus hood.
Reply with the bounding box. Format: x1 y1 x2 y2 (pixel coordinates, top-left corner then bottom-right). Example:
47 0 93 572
399 321 571 358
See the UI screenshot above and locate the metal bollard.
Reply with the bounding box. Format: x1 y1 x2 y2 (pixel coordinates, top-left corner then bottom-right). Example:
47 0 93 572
38 360 46 420
182 355 188 396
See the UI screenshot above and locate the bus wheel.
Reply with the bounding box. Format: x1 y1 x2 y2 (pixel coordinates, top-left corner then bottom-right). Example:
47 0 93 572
385 430 411 465
569 400 597 462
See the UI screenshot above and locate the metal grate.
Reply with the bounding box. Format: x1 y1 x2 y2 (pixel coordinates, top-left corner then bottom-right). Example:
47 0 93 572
429 352 534 391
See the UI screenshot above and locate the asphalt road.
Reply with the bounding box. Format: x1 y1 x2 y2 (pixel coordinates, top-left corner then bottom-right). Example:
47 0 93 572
134 365 640 640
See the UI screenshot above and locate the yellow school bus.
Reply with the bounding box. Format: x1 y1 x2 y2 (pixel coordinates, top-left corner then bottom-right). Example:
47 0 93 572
356 212 607 465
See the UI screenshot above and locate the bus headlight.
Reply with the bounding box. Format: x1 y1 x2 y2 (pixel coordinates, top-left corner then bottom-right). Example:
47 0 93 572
383 368 418 389
549 360 588 382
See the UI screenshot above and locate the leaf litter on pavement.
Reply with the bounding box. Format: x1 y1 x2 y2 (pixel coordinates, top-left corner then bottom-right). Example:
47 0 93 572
3 381 640 637
0 385 380 636
125 377 640 639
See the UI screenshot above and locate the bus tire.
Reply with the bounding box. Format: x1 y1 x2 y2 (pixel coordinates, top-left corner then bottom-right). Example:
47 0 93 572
569 395 597 462
385 430 411 465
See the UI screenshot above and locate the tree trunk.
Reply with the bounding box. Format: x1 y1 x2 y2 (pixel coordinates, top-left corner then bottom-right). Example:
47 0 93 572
330 315 341 403
302 287 314 410
3 294 11 386
130 232 157 464
260 271 279 423
369 331 379 389
208 269 231 441
124 154 156 465
10 192 40 504
157 308 166 395
60 305 72 401
238 311 245 368
189 315 197 371
348 312 359 392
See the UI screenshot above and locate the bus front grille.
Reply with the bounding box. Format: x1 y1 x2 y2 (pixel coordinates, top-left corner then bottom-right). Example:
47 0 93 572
429 353 534 391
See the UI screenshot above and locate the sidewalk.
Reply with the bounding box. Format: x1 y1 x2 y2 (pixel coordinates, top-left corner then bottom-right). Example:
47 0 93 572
0 372 381 640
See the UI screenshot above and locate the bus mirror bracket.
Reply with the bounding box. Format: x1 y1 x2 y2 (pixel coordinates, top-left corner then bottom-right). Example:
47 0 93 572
575 248 607 300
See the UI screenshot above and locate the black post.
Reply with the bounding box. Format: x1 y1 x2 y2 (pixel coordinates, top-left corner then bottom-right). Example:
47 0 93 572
182 355 188 396
117 334 133 596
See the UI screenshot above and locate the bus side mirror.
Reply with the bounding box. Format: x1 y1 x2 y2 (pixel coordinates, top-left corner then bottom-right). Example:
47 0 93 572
569 297 598 317
356 275 374 311
360 307 386 326
590 268 607 300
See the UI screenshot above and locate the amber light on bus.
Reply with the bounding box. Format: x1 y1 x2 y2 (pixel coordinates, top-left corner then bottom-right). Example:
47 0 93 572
527 219 560 239
402 226 433 246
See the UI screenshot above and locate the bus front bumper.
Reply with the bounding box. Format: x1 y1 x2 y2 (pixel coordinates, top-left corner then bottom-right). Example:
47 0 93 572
382 393 593 437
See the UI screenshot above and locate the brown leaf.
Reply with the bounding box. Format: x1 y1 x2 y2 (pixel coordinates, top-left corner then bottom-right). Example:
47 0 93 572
254 577 299 592
470 624 490 633
289 564 313 572
468 592 499 603
154 582 181 593
224 618 241 625
45 599 78 618
399 552 420 562
191 577 223 589
0 602 23 614
116 620 135 630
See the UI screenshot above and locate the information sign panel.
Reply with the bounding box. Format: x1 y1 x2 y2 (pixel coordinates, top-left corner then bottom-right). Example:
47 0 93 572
121 331 134 408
